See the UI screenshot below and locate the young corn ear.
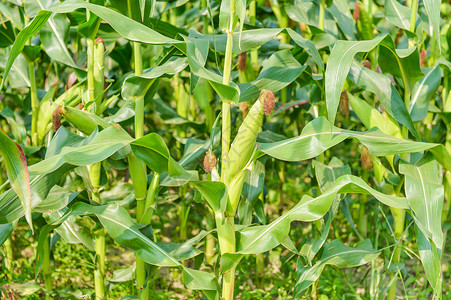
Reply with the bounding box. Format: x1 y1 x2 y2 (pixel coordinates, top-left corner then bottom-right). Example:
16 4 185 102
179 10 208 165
239 102 248 119
52 106 63 132
339 91 349 118
238 52 247 71
360 147 373 170
203 151 217 173
224 89 275 215
353 1 360 20
420 49 427 67
61 106 109 135
363 60 371 69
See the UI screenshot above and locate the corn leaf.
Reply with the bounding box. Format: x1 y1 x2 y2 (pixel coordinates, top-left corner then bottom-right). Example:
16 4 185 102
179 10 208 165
409 65 441 122
348 61 418 139
258 117 451 171
294 240 380 296
0 128 32 229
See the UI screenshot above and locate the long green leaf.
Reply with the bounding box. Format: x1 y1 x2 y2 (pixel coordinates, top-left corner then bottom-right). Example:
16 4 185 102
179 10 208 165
384 0 411 30
400 156 444 248
24 0 79 68
400 156 443 296
348 93 403 138
0 128 32 229
325 36 385 126
221 174 407 272
416 227 442 298
378 38 423 92
28 126 133 176
258 117 451 171
0 222 15 245
0 164 73 224
348 61 418 138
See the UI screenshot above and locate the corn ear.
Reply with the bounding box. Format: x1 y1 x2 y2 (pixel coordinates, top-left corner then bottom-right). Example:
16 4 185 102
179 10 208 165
224 89 275 214
37 83 83 141
204 151 217 173
61 106 109 135
94 37 105 114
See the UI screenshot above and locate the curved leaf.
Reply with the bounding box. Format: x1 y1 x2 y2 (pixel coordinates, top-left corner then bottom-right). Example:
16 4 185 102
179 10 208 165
0 222 15 245
0 164 73 224
221 174 407 272
122 57 188 101
348 93 403 139
384 0 411 30
409 65 441 121
0 128 32 229
378 38 423 92
29 126 133 176
237 50 306 102
185 36 240 103
325 36 385 126
294 240 380 296
258 117 451 171
400 156 444 249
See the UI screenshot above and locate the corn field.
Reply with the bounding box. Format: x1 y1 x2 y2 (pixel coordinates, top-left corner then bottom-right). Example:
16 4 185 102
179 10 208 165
0 0 450 299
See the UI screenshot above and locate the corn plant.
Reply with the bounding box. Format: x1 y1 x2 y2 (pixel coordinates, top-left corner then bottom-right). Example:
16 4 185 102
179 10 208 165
1 0 450 299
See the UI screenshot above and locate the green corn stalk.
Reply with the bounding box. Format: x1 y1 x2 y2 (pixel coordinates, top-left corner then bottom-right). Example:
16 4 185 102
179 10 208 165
127 38 152 299
219 89 275 299
214 0 238 292
249 0 258 69
218 1 236 297
86 36 106 300
269 0 288 102
319 0 326 30
356 2 373 41
87 38 96 105
408 0 418 47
